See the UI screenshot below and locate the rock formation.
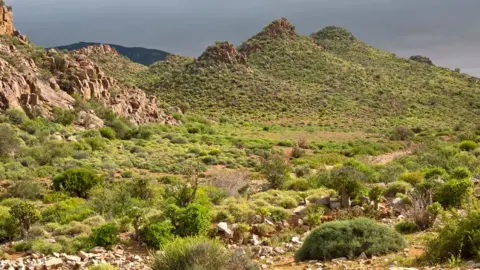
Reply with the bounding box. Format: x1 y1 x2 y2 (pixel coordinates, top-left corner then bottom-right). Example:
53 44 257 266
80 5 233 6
196 41 247 66
0 3 177 126
0 3 13 36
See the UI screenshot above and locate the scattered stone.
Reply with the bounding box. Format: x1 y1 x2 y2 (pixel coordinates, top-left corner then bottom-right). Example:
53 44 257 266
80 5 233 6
90 247 106 254
77 251 89 260
217 222 234 239
273 247 285 255
64 255 81 263
251 234 261 246
331 257 347 263
357 252 368 260
44 258 63 269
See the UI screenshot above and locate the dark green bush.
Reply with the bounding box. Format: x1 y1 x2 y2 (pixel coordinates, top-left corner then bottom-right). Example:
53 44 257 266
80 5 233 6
295 218 406 261
287 179 310 191
435 179 472 209
171 137 188 144
459 140 477 151
99 127 116 140
151 237 258 270
144 221 174 248
398 172 424 186
166 204 211 237
52 168 103 198
91 223 118 248
395 220 419 234
262 154 289 189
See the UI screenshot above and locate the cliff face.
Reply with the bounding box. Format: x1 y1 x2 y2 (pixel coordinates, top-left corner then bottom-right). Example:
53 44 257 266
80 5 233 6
0 4 13 36
0 4 178 127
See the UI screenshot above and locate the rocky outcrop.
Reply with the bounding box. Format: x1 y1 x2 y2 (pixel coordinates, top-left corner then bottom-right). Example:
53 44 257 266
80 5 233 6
0 3 13 36
196 42 247 66
75 44 120 57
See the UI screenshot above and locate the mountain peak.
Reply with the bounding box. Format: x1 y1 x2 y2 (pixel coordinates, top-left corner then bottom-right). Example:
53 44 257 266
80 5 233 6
196 41 247 66
312 26 357 42
259 18 297 39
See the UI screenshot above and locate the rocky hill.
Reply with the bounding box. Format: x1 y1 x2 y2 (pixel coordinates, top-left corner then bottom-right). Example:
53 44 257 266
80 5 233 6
0 4 177 127
98 18 480 131
52 42 169 66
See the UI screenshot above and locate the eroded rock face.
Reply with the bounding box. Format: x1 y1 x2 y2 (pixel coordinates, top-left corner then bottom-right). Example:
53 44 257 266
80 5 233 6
75 44 120 57
0 4 13 36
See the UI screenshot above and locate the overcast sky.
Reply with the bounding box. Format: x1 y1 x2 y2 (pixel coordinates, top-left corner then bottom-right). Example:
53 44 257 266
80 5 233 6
6 0 480 75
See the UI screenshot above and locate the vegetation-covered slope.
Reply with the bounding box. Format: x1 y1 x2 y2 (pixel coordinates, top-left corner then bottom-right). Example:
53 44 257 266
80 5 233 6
95 18 480 131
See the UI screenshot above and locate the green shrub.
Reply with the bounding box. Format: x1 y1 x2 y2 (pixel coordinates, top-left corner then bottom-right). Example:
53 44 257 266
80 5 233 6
151 237 258 270
385 181 413 197
459 140 477 151
262 154 289 189
450 167 472 180
171 137 188 144
294 166 311 178
53 168 103 198
398 172 424 186
268 206 290 222
144 221 175 248
31 239 63 254
41 198 94 224
295 218 406 261
287 179 310 191
278 196 298 209
303 205 325 227
0 206 16 241
395 220 419 234
52 107 76 125
427 208 480 262
91 223 118 248
390 127 414 141
8 180 45 199
176 204 211 237
435 179 472 209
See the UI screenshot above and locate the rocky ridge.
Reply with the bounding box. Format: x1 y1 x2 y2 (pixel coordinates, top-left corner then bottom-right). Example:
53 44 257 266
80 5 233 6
0 3 177 126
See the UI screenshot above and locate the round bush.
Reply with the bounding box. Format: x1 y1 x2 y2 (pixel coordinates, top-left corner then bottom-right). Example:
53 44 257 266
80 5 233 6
459 140 477 151
53 168 103 198
295 218 406 261
91 223 118 248
395 220 419 234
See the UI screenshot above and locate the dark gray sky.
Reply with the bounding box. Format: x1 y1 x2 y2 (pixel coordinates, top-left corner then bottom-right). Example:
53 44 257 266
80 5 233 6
6 0 480 75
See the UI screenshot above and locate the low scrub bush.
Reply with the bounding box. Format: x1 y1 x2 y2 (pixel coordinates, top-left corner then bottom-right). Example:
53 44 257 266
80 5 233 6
295 218 406 261
151 237 258 270
459 140 477 151
385 181 413 197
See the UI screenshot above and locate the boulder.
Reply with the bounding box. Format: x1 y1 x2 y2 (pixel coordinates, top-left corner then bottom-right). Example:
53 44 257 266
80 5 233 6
44 258 63 269
217 222 234 239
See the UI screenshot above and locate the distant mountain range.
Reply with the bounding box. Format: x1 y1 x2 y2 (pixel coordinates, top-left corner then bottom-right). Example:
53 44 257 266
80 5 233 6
52 42 169 66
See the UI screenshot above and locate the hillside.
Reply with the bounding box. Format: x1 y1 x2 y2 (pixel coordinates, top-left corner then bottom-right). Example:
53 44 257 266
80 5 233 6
96 18 480 131
52 42 169 65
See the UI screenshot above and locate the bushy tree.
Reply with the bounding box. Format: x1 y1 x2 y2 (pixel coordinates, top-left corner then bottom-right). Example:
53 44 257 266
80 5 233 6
53 168 103 198
262 154 289 189
9 201 41 238
165 203 211 237
165 163 200 207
